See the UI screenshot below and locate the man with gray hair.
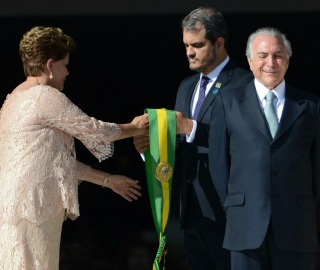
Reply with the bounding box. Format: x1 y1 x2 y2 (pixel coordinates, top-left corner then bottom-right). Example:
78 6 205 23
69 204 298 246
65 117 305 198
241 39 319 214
209 27 320 270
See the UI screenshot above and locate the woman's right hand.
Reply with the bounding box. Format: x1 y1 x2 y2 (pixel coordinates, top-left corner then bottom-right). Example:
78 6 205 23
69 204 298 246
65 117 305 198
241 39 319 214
115 114 149 141
131 113 149 135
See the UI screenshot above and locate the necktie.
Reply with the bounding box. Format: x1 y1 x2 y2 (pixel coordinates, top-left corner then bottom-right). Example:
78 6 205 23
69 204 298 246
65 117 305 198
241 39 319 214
264 91 278 138
193 76 210 119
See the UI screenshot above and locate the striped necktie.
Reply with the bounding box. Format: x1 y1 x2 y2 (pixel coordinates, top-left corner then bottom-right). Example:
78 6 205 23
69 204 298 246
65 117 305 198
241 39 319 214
193 76 210 119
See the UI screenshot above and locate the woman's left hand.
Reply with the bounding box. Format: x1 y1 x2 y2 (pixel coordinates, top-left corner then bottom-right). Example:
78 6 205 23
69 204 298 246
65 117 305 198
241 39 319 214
108 174 142 202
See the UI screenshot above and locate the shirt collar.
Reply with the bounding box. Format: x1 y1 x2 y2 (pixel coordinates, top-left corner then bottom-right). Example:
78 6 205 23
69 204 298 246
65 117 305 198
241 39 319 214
200 56 230 82
255 78 286 104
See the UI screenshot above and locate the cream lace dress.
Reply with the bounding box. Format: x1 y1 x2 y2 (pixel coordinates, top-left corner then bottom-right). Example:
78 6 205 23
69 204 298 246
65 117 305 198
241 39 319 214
0 85 121 270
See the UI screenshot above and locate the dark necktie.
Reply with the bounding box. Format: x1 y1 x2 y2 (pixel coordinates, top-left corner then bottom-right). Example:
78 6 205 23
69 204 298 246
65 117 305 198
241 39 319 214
264 91 278 138
193 76 210 119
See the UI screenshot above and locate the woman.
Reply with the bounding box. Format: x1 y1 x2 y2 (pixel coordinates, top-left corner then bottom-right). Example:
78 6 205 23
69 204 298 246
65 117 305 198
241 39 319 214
0 26 148 269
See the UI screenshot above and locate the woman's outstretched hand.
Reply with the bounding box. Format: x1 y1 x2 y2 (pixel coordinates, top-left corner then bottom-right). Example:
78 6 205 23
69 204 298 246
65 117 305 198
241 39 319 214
115 113 149 140
131 113 149 135
108 174 142 202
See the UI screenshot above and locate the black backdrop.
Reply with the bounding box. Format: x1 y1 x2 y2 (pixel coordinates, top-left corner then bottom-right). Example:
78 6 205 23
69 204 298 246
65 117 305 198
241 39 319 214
0 12 319 269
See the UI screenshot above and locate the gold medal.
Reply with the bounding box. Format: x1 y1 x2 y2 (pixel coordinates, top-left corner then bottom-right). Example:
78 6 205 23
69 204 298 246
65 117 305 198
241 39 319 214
155 162 173 182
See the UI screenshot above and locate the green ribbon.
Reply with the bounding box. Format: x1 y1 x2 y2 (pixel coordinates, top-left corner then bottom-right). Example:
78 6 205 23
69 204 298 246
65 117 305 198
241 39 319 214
144 108 176 270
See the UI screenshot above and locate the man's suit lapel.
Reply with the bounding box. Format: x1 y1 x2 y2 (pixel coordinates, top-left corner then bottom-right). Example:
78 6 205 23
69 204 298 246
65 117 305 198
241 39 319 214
196 82 219 120
197 61 235 120
240 82 271 140
183 75 200 118
240 82 306 141
274 86 305 140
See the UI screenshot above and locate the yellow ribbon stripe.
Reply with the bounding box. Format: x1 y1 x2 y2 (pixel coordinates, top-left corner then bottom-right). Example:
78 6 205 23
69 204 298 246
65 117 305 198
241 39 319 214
144 108 176 270
156 109 170 232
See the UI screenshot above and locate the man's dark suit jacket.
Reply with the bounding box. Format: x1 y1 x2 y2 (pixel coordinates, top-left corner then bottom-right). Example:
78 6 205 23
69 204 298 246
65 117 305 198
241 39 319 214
209 79 320 252
174 59 250 228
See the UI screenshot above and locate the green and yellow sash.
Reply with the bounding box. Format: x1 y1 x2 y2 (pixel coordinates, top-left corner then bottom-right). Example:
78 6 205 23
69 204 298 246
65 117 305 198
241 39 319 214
144 108 176 270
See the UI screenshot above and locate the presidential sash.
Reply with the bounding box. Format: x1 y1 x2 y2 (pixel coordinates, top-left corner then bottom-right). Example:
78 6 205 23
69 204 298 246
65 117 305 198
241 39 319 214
144 108 176 270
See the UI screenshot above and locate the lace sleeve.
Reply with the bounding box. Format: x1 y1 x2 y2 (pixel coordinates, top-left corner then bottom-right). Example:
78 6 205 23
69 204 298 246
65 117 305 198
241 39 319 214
37 86 121 161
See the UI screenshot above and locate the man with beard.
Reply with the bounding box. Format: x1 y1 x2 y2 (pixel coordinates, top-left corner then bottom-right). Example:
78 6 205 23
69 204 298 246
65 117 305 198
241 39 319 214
134 6 251 269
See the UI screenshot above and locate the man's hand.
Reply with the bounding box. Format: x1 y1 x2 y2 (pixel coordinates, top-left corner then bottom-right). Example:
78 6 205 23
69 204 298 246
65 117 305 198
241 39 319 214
133 135 150 154
176 111 193 135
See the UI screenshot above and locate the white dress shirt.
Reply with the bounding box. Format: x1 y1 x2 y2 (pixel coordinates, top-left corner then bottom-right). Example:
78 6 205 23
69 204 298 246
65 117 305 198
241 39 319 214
255 78 286 122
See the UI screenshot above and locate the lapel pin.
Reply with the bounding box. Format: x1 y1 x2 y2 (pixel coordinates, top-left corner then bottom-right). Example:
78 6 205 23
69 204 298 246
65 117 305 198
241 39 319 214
212 82 221 95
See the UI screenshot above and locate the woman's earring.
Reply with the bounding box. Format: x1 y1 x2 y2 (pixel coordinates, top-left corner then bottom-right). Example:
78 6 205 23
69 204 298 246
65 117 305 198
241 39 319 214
49 72 53 79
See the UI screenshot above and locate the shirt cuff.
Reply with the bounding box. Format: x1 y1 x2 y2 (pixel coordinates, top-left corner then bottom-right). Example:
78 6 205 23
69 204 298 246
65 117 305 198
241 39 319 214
186 120 197 143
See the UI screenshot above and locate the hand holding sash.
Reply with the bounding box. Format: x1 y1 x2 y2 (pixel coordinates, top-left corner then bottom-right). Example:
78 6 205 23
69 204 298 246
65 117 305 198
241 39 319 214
131 113 149 134
133 134 150 154
175 111 194 134
115 113 149 140
133 111 193 155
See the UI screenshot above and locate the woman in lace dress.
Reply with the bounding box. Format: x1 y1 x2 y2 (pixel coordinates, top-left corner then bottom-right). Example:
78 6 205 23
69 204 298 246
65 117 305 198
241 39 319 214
0 26 148 270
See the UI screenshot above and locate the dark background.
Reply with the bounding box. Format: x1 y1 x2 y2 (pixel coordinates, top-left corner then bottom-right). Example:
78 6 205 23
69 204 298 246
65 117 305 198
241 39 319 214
0 2 319 269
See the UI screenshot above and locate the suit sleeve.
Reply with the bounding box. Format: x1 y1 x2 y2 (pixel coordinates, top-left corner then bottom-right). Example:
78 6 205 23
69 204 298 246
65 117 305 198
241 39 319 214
174 83 186 159
193 122 210 147
208 92 230 207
